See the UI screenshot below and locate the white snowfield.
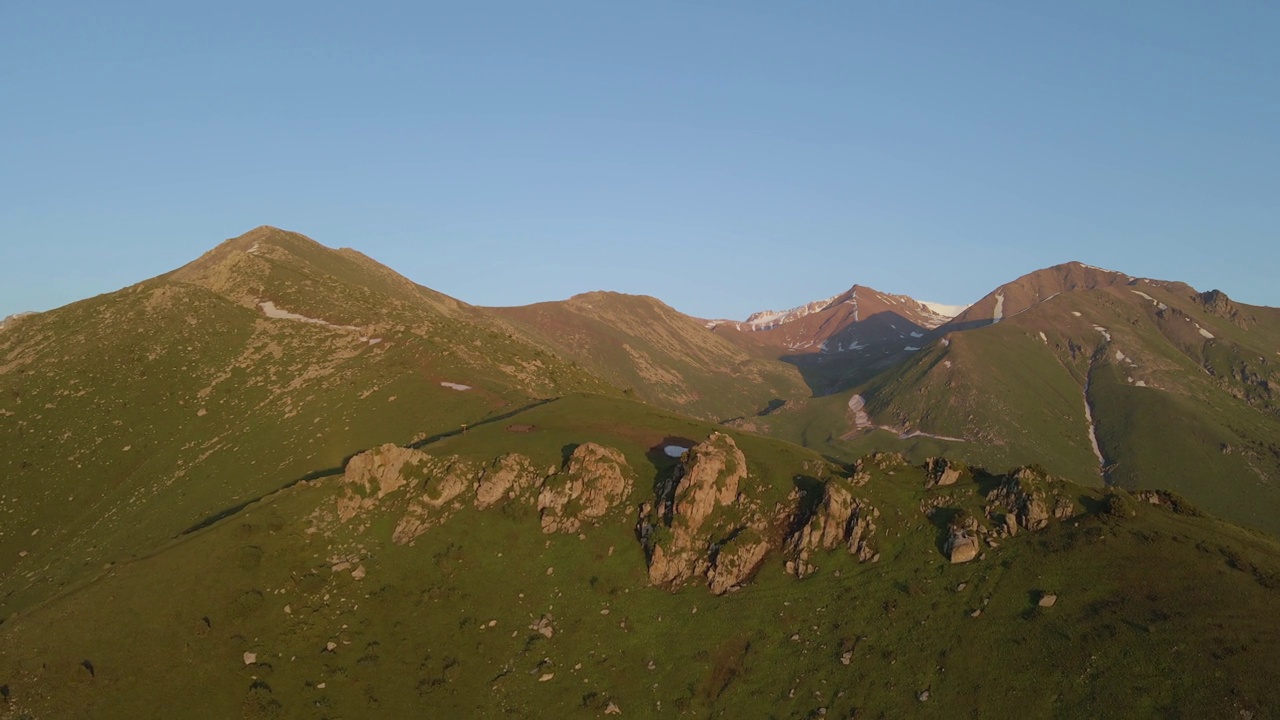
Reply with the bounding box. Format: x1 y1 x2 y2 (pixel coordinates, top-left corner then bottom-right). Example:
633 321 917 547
742 294 840 329
1074 261 1131 278
921 301 970 318
663 445 690 458
1094 326 1112 342
1131 289 1169 311
1196 325 1215 339
992 292 1005 323
440 382 472 391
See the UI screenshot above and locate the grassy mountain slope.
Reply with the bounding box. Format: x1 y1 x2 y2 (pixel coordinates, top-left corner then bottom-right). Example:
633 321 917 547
1 394 1278 718
490 292 811 422
0 228 616 617
823 264 1280 534
4 230 1280 718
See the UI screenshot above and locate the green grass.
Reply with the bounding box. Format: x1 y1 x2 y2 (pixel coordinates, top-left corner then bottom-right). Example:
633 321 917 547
3 428 1279 718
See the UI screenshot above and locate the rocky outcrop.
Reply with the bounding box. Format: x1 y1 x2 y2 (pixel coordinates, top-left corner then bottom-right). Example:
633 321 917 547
335 444 481 543
924 457 961 488
392 456 479 544
537 443 634 534
338 444 430 522
785 481 879 578
638 433 770 594
475 453 540 509
986 471 1051 532
1195 289 1249 328
708 527 772 595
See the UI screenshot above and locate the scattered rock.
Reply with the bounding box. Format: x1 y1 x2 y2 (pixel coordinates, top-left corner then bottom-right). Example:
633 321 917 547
351 565 366 580
605 701 622 715
918 690 930 702
530 614 555 639
538 673 554 682
1038 593 1058 608
243 652 257 665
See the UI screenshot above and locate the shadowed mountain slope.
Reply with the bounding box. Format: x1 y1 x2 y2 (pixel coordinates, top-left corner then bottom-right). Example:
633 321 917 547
711 285 956 395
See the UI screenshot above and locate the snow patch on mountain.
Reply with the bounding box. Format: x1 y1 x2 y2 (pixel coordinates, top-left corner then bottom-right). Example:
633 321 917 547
743 295 839 329
1083 383 1106 475
992 292 1005 323
921 301 969 317
259 301 367 336
1073 261 1132 278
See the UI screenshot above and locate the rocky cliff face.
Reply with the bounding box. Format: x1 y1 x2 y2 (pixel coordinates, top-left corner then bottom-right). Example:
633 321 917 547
637 433 773 594
784 480 879 578
635 433 881 594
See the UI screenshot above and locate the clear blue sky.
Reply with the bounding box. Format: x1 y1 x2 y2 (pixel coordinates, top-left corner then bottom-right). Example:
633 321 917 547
2 1 1277 320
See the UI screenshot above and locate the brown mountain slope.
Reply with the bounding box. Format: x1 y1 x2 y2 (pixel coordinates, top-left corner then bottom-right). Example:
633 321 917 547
490 292 811 422
711 285 955 394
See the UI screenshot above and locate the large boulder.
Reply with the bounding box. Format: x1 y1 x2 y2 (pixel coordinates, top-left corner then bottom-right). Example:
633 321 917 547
924 457 962 488
946 528 980 563
537 443 633 534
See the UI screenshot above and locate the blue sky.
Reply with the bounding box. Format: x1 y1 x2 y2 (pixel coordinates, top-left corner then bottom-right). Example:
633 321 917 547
2 1 1277 320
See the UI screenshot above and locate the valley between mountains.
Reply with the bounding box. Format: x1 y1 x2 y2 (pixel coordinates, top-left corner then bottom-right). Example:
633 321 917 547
2 226 1279 718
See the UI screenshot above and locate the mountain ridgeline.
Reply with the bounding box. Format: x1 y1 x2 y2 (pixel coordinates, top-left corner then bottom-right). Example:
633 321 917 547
1 227 1278 718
